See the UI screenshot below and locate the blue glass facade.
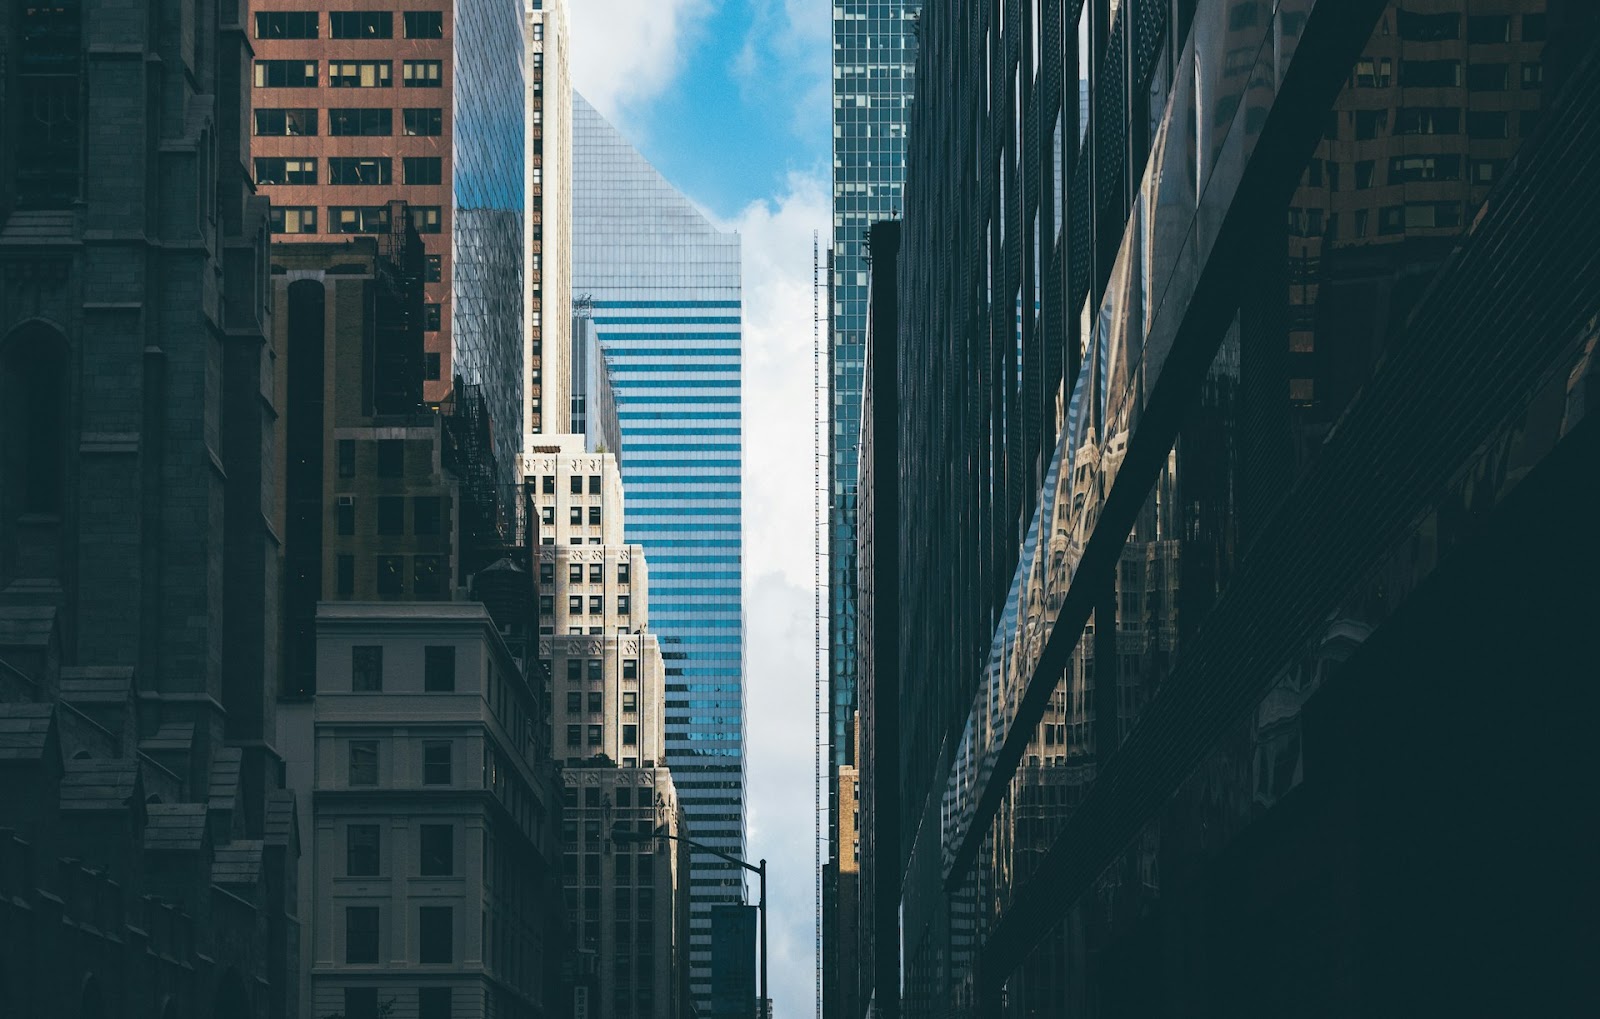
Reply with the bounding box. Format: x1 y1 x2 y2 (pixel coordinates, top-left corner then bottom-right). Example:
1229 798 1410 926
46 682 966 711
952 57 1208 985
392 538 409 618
571 92 744 1010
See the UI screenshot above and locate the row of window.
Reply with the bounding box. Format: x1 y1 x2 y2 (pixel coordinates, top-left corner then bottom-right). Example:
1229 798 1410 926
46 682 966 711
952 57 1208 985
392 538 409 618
344 905 452 964
1336 106 1532 140
1389 10 1545 44
561 658 640 682
542 561 632 586
350 644 456 693
336 553 446 598
254 59 442 89
566 691 641 715
1354 57 1542 90
346 822 454 877
538 504 605 527
563 852 658 886
542 473 605 495
1287 201 1469 240
340 988 451 1019
541 594 632 616
255 11 443 40
1305 154 1505 190
270 205 442 235
347 738 452 786
256 107 443 137
566 723 640 747
256 156 443 186
336 495 446 537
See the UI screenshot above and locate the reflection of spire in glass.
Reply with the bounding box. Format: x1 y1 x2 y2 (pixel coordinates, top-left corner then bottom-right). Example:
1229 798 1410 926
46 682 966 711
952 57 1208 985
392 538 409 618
571 92 743 1013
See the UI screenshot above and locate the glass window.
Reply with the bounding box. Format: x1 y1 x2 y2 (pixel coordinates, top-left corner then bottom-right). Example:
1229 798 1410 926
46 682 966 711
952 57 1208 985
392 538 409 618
347 824 380 876
377 439 404 477
254 108 317 136
623 724 638 746
588 596 602 615
618 563 630 584
254 12 318 38
376 496 404 535
346 906 380 963
566 724 581 746
423 742 451 785
540 594 554 616
404 108 444 136
588 563 603 583
418 988 450 1019
339 500 356 539
622 659 637 680
566 691 581 713
566 659 581 682
254 157 316 185
328 61 391 88
403 60 443 87
1466 63 1508 92
376 555 404 596
622 691 638 713
588 475 602 494
419 825 452 875
424 256 442 283
568 595 582 615
255 60 318 88
587 692 603 714
1467 15 1510 43
329 11 391 39
423 303 441 331
268 207 317 234
617 595 631 616
587 506 601 525
337 439 356 477
405 157 443 187
414 495 441 535
418 906 452 963
1396 10 1458 41
344 989 378 1019
587 659 602 681
328 108 392 136
329 206 392 234
412 206 442 233
542 475 556 494
1467 111 1508 139
570 475 583 495
349 740 378 785
587 725 602 746
328 157 391 186
405 12 445 39
414 555 444 598
424 646 455 692
352 646 383 692
337 555 354 597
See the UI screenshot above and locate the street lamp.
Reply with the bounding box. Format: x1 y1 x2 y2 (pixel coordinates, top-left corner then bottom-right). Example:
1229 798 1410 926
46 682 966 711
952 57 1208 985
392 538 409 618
613 822 767 1019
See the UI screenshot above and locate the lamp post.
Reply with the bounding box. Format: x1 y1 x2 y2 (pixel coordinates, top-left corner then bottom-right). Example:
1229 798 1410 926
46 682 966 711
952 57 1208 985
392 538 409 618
613 823 766 1018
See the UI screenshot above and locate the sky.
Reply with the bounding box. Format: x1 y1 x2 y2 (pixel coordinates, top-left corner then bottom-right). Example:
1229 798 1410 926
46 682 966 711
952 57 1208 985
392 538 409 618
567 2 831 1014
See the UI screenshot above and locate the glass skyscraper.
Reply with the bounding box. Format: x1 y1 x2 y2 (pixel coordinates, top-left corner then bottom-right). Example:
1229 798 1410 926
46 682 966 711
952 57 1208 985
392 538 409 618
826 6 918 1015
571 91 744 1011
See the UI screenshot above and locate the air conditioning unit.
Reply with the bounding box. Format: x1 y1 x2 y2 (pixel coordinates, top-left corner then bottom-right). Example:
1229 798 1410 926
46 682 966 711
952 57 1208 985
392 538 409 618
337 495 354 507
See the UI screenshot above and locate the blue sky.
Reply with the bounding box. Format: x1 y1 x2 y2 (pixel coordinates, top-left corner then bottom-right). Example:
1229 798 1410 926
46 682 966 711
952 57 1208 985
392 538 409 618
568 3 833 1014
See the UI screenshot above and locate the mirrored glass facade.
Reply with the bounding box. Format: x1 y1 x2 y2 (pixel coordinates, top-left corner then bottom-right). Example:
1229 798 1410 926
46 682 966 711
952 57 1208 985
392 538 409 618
571 92 745 1013
856 1 1600 1015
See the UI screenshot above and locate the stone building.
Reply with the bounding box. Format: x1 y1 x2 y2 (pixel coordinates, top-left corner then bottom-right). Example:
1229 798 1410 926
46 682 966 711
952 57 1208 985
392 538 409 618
0 0 301 1015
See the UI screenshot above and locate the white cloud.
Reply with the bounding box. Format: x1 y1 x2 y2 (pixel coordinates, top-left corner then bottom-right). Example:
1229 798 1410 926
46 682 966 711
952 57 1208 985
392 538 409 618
566 0 712 134
720 172 831 1016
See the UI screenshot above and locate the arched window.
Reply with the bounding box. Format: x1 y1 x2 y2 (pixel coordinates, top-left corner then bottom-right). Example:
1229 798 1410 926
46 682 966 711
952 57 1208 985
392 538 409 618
0 325 70 517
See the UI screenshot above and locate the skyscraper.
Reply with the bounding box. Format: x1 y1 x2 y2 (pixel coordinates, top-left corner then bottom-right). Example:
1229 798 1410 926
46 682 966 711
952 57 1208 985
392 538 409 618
826 3 918 1015
571 92 744 1012
248 0 527 482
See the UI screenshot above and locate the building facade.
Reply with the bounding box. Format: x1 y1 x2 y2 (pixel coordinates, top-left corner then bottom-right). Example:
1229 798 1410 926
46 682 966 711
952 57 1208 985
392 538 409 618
857 1 1600 1017
571 91 745 1011
270 236 568 1019
248 0 527 482
527 0 572 443
825 6 918 1012
0 0 300 1013
524 437 691 1019
570 304 625 460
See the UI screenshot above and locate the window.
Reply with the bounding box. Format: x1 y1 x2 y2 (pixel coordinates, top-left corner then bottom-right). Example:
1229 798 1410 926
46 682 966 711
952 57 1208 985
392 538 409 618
337 500 355 536
1396 10 1458 42
623 724 638 746
377 439 404 477
352 646 383 692
255 108 317 136
617 595 631 616
329 61 391 88
1467 15 1510 43
1522 63 1543 89
418 988 450 1019
570 475 583 495
618 563 630 584
423 303 441 331
1466 63 1508 91
377 496 404 535
419 907 452 963
568 595 583 615
569 506 582 525
420 825 452 875
255 60 318 88
540 594 555 616
583 563 598 584
424 646 456 692
404 60 443 87
255 12 318 38
344 989 378 1019
347 824 380 876
1473 159 1505 185
376 555 404 596
623 691 638 713
1396 107 1459 135
269 207 317 234
566 659 582 682
414 556 442 600
565 563 581 584
587 692 603 715
425 255 442 283
566 724 581 746
330 11 391 39
337 555 355 596
1467 111 1509 139
412 206 442 233
405 11 444 38
329 157 392 185
1404 201 1462 230
414 496 441 535
587 659 602 682
1354 110 1387 139
587 725 602 746
254 158 316 185
404 108 444 136
349 741 379 785
328 108 392 136
1354 160 1375 189
1378 206 1406 234
337 439 356 478
404 157 443 185
622 659 638 680
587 506 601 525
329 206 393 234
423 742 452 785
588 475 602 494
1389 155 1461 183
542 475 556 494
566 691 582 713
346 906 380 963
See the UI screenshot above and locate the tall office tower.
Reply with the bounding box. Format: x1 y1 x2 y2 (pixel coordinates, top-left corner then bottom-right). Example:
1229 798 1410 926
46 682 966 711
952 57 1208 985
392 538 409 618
825 6 917 1014
854 1 1600 1017
248 0 527 482
0 0 298 1013
270 232 568 1019
524 437 692 1019
571 92 745 1011
527 0 573 440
